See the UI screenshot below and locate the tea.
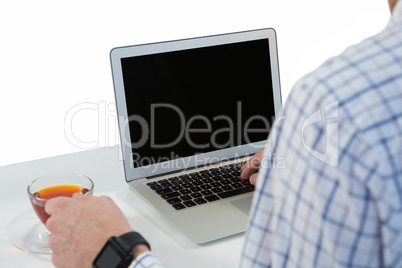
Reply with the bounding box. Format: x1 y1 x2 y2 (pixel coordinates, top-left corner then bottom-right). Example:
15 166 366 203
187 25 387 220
30 184 89 225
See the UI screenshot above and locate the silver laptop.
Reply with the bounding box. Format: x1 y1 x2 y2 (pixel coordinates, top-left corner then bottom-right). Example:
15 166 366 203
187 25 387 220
110 28 282 244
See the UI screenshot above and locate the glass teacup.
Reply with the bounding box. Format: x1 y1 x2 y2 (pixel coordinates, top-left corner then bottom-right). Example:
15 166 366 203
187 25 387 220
6 173 94 254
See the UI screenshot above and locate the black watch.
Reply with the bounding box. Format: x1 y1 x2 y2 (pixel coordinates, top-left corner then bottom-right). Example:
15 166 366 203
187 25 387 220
93 231 151 268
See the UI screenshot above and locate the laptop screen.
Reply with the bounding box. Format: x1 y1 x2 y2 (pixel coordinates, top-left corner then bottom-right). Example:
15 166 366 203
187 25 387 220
120 38 275 168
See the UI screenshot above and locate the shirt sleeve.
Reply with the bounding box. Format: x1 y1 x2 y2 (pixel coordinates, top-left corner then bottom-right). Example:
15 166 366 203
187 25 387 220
128 251 166 268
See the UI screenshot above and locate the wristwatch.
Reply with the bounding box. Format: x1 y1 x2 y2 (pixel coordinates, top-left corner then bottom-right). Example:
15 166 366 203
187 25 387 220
93 231 151 268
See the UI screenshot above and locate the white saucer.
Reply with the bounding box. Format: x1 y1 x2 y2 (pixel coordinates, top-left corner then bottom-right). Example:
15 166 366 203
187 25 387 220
6 209 51 254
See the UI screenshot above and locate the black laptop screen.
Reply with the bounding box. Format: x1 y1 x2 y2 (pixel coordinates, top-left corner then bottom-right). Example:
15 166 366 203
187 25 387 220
121 38 275 167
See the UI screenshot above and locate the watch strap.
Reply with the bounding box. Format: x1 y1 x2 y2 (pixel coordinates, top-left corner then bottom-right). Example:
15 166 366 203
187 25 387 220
115 231 151 252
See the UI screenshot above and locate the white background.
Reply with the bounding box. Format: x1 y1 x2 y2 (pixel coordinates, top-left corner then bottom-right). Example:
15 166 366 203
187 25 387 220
0 0 390 167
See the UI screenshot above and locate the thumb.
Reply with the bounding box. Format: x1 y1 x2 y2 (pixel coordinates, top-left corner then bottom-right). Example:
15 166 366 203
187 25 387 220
72 192 85 199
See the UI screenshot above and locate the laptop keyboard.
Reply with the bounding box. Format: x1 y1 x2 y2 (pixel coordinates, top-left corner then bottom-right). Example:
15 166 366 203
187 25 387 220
146 161 254 210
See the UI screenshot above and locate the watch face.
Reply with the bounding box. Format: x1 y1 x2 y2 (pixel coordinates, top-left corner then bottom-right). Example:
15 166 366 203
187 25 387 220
94 245 123 268
93 238 132 268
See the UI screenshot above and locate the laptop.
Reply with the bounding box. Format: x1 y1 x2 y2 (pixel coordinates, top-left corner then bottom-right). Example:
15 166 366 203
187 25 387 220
110 28 282 244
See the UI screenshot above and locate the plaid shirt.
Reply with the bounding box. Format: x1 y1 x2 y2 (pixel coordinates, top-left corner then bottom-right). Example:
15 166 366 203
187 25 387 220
130 2 402 267
241 1 402 267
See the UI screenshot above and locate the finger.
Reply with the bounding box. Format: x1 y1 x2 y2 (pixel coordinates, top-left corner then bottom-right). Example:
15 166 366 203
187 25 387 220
240 159 259 179
44 197 59 216
44 196 71 216
241 150 264 179
44 200 53 216
240 148 264 179
249 173 259 186
45 215 56 234
47 233 67 253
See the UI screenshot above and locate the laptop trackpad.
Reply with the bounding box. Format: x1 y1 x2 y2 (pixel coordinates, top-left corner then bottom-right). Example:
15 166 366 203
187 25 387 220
231 196 253 216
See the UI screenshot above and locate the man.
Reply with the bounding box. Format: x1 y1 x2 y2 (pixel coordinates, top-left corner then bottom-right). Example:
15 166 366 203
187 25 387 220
45 0 402 266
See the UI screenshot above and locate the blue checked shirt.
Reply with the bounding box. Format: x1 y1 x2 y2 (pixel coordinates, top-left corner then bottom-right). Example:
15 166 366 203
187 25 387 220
130 2 402 267
241 2 402 267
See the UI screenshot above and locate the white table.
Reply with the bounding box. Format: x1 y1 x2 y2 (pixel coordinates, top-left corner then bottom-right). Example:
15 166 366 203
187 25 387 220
0 147 243 267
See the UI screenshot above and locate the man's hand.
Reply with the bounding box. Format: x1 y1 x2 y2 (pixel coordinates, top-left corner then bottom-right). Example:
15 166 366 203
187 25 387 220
240 148 265 185
45 194 139 268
